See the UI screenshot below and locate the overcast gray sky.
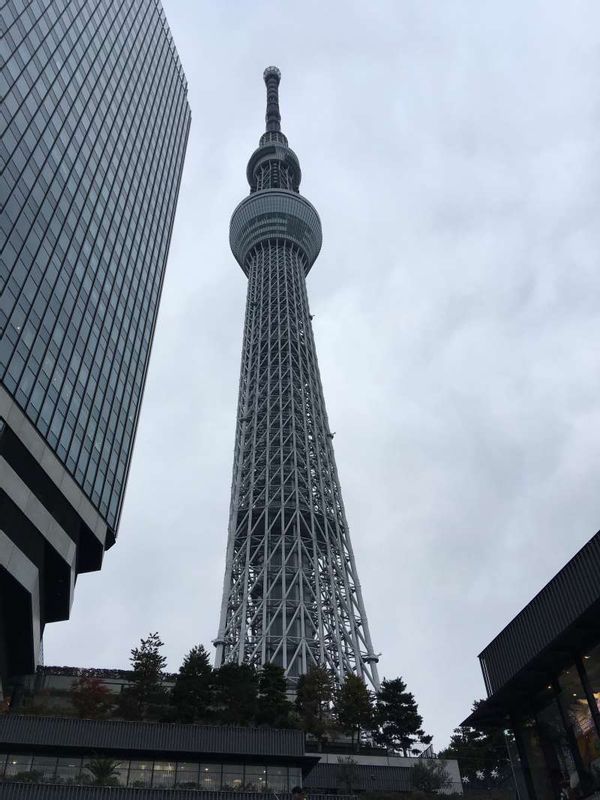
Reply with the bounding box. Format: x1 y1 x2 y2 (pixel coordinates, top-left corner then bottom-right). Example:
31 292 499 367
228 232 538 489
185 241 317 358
45 0 600 748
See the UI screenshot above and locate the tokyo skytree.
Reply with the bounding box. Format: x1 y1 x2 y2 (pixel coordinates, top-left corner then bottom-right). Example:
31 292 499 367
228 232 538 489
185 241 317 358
215 67 380 689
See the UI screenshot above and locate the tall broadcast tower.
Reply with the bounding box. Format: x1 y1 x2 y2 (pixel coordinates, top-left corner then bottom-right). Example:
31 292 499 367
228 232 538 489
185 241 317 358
215 68 380 689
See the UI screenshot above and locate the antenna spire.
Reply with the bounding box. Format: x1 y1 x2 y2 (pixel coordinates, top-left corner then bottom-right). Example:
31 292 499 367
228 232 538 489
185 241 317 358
263 66 282 132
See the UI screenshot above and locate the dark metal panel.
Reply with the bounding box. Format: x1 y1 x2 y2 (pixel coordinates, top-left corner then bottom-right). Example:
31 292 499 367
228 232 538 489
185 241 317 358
0 786 354 800
0 717 305 758
305 763 412 792
479 531 600 695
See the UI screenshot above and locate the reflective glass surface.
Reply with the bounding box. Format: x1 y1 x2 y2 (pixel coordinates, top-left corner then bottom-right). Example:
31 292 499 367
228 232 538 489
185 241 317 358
1 0 190 530
0 755 301 790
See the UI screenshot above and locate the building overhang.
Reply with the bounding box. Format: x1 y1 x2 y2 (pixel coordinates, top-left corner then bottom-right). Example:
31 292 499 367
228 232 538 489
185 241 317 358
465 531 600 729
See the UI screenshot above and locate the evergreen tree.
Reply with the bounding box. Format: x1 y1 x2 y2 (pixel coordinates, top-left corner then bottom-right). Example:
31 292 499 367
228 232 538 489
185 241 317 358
118 632 168 720
438 700 511 788
373 677 432 756
411 760 453 793
335 674 373 749
256 663 294 728
295 665 333 744
213 663 258 725
172 645 213 723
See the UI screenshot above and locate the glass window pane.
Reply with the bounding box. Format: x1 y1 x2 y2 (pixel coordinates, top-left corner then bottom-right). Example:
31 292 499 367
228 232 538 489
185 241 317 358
176 762 199 788
535 693 580 798
128 760 153 787
56 756 83 783
268 765 288 791
583 644 600 713
558 663 600 793
152 761 176 788
6 754 33 778
199 763 222 790
245 765 268 791
222 764 243 790
289 767 303 789
31 755 58 780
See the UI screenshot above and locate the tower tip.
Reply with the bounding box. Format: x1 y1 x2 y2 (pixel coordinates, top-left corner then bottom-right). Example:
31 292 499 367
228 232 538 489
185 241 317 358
263 66 281 82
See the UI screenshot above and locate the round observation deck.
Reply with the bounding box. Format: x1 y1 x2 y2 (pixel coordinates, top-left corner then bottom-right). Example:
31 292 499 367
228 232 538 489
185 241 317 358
230 190 322 274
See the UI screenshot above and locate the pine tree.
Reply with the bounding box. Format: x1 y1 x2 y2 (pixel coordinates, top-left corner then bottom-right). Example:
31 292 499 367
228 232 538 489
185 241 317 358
213 663 258 725
335 674 372 749
373 677 432 756
118 632 168 720
411 760 453 793
172 645 213 723
438 700 511 788
295 665 332 744
256 663 294 728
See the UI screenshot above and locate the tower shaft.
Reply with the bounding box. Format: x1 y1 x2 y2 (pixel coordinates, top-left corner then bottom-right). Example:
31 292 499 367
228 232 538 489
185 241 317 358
217 68 379 688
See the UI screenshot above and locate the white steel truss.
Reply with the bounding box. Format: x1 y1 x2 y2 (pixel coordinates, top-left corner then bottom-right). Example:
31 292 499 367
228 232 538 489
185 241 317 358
215 68 380 690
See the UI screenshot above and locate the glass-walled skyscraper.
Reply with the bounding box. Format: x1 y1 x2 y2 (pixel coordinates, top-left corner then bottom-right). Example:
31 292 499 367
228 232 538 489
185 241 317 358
0 0 190 688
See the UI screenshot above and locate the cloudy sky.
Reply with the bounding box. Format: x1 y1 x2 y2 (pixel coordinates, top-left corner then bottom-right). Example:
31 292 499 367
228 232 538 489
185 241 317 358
45 0 600 748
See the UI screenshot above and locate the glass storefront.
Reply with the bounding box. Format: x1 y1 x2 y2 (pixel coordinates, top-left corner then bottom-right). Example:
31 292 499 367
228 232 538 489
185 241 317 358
558 664 600 794
583 644 599 715
515 648 600 800
0 754 302 791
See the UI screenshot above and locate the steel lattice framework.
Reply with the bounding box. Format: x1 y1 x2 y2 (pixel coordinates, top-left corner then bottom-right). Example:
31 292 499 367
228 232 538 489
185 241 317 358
215 68 380 689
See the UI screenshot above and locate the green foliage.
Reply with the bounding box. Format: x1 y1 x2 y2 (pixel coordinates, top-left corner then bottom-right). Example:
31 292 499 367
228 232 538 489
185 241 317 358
213 663 258 725
71 673 113 719
438 700 510 788
7 771 44 783
172 644 213 723
85 757 121 786
335 674 373 748
373 677 432 756
296 665 333 742
256 662 295 728
118 632 168 720
411 760 453 793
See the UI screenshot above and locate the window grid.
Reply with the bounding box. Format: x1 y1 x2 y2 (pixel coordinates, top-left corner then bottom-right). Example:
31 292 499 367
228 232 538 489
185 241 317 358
1 0 191 531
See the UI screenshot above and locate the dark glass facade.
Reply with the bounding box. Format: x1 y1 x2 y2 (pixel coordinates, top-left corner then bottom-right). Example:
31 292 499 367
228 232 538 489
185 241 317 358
1 0 190 529
0 0 190 688
515 652 600 800
0 754 302 791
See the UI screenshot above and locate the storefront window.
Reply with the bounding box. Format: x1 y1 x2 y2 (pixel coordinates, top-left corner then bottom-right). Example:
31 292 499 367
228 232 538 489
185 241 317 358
176 762 200 788
536 692 581 798
268 765 289 791
5 754 33 778
0 754 298 791
245 765 268 791
518 716 555 800
152 761 176 788
289 767 303 788
558 664 600 794
128 760 153 787
55 756 84 783
199 763 221 790
31 756 58 781
222 763 244 790
582 644 600 715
